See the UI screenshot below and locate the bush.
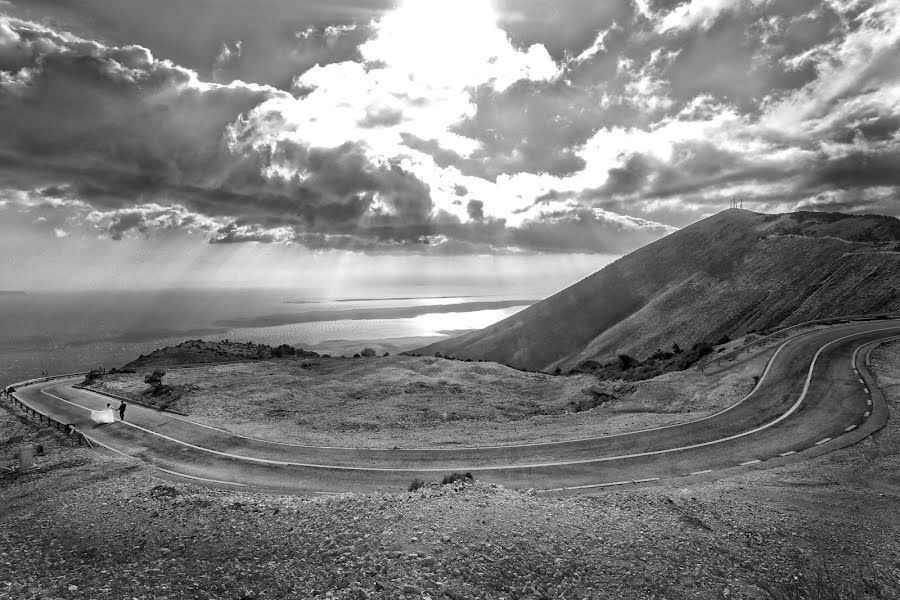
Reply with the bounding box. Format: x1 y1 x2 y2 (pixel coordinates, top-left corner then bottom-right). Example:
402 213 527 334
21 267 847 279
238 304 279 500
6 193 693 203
650 348 674 361
81 369 103 385
144 368 166 387
360 347 377 357
618 354 638 370
715 335 731 345
144 369 168 395
272 344 296 358
408 478 426 492
440 472 474 486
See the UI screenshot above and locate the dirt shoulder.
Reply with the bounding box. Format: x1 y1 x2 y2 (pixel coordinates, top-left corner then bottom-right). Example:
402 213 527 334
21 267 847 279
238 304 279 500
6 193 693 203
86 352 764 448
1 342 898 599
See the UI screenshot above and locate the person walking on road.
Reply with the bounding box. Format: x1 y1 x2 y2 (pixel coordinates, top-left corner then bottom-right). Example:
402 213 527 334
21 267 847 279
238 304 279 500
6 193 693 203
118 401 127 421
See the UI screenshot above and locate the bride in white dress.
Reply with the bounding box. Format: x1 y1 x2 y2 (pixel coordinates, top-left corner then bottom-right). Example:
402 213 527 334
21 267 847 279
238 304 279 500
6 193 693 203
90 402 116 425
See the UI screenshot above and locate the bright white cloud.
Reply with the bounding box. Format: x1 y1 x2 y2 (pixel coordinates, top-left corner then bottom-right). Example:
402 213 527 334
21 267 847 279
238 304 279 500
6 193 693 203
234 0 563 223
658 0 741 32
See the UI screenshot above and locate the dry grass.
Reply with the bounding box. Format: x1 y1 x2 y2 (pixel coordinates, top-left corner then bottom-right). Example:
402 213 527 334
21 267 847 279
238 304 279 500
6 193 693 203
87 351 763 448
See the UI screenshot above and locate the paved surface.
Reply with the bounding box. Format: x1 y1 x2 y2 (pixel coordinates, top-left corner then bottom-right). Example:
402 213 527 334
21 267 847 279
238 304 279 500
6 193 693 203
11 320 900 494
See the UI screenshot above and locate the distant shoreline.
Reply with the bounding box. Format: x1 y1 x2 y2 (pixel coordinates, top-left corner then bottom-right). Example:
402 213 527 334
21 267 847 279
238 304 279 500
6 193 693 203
284 295 485 304
216 299 535 328
0 291 26 296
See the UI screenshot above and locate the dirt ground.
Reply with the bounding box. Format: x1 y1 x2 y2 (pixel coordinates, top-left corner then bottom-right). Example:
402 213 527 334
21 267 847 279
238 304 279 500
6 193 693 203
87 351 765 448
1 341 898 599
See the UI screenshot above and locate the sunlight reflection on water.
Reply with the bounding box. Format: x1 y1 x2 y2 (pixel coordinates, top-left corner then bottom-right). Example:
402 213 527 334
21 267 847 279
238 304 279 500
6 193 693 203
224 306 527 345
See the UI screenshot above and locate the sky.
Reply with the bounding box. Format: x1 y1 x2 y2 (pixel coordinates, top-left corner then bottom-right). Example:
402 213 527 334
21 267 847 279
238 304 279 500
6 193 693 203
1 0 899 291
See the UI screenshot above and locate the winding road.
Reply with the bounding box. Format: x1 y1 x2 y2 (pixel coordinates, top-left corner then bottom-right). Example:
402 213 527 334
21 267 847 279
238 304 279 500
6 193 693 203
10 318 899 495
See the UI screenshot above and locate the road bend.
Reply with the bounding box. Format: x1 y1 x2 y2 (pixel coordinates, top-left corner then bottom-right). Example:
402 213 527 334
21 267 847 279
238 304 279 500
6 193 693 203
13 319 900 494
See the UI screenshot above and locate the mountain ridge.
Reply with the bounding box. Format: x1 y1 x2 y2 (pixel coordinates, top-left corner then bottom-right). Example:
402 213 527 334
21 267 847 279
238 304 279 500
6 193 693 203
415 209 900 371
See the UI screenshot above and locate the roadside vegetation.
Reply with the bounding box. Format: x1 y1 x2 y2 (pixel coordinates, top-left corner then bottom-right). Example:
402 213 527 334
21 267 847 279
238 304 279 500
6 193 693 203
572 337 731 382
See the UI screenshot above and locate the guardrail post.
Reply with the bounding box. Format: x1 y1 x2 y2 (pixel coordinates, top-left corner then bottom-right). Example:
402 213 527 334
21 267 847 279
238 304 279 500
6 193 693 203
19 446 34 470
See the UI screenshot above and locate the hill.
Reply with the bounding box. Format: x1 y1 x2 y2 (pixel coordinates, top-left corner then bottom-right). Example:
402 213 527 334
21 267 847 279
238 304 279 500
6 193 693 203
415 209 900 372
121 339 320 369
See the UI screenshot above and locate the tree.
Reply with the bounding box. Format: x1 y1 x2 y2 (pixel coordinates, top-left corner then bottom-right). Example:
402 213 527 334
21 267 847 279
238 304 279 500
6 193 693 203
82 369 103 385
672 342 682 354
144 369 167 394
360 347 377 357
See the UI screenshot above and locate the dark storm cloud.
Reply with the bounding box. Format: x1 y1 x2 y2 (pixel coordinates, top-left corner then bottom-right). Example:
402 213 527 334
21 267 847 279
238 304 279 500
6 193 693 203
494 0 638 60
466 200 484 221
448 80 599 179
214 24 377 90
659 1 841 112
6 0 390 86
509 207 674 254
0 19 445 247
804 149 900 191
3 0 900 254
0 16 672 254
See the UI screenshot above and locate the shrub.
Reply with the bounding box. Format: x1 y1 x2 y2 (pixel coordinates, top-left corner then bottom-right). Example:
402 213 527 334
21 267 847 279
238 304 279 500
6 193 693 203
440 472 474 485
408 478 426 492
715 335 731 345
144 369 168 395
81 369 103 385
272 344 296 358
360 347 377 357
144 368 166 387
618 354 638 370
651 349 674 361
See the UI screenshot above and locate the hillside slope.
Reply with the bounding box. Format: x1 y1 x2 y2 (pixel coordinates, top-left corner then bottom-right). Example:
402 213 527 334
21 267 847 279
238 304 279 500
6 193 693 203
416 209 900 371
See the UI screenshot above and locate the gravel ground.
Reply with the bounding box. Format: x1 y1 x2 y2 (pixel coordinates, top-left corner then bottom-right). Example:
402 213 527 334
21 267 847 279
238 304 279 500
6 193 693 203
1 342 897 600
86 352 762 448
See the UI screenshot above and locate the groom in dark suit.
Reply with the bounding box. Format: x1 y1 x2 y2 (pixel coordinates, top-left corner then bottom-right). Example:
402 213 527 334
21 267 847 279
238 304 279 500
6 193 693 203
118 402 127 421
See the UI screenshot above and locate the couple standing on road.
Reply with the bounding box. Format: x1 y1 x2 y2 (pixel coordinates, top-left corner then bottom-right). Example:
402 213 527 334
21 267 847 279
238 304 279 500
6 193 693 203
90 401 127 424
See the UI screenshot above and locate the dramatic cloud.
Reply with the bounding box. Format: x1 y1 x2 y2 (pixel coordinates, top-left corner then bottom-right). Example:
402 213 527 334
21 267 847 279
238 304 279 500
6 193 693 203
1 0 899 257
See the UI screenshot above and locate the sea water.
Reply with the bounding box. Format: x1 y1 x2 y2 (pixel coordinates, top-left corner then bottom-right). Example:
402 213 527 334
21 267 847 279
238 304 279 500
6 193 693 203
0 288 532 386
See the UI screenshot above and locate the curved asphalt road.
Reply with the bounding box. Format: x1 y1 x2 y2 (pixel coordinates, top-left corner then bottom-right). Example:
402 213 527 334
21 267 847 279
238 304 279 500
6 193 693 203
12 319 900 494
